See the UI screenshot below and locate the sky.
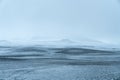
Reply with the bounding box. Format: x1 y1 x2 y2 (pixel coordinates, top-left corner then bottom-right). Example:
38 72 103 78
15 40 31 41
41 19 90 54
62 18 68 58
0 0 120 44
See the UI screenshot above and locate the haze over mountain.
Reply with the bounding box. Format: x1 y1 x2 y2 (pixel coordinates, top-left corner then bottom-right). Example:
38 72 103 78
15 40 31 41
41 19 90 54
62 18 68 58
0 0 120 45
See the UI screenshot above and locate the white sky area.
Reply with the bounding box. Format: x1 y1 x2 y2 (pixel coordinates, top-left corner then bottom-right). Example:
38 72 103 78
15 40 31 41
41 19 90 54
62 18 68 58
0 0 120 44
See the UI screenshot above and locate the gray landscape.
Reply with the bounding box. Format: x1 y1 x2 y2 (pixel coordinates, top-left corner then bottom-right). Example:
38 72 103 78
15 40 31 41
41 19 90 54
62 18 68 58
0 44 120 80
0 0 120 80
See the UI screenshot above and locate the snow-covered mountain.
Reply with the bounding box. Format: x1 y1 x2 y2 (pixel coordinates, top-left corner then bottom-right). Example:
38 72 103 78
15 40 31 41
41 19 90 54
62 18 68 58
0 40 13 46
0 39 119 51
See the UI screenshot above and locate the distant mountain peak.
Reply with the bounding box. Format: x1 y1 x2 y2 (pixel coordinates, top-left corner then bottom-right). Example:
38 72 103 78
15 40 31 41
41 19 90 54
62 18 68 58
59 39 74 43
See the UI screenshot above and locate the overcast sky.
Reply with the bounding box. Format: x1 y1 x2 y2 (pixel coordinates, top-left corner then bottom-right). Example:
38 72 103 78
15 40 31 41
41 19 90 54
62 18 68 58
0 0 120 44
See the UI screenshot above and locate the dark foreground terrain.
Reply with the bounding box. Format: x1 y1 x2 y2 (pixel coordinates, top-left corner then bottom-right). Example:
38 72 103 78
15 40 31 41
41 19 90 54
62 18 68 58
0 46 120 80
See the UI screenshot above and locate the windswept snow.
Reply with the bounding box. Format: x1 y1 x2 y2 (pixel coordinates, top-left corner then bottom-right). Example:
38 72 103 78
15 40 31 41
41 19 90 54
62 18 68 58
0 40 120 80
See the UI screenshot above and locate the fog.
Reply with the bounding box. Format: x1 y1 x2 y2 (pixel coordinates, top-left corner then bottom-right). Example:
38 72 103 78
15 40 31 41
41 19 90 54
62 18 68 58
0 0 120 44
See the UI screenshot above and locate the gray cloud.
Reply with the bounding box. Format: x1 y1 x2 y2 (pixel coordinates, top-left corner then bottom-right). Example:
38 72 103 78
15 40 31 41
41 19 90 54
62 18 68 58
0 0 120 44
